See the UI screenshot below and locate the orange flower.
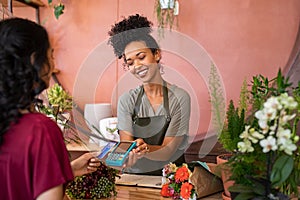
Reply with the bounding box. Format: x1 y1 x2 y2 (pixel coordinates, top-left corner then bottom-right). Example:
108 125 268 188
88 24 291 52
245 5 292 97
175 165 190 182
161 184 171 197
180 182 193 199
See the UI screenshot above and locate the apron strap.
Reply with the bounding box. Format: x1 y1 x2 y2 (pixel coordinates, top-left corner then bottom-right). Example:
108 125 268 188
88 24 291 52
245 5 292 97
133 80 170 120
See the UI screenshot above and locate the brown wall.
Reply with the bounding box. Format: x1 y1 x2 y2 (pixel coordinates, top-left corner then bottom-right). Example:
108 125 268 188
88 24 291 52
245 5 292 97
12 0 300 142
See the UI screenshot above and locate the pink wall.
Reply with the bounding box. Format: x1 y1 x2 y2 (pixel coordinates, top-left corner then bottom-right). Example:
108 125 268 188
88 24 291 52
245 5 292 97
12 0 300 141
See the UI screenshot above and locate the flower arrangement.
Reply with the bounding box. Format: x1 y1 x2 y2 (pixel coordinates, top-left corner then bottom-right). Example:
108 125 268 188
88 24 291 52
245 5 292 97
66 161 119 199
226 70 300 199
161 163 196 200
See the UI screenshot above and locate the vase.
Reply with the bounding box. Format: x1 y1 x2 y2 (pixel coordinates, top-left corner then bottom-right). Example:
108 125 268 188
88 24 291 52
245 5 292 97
159 0 175 9
216 154 235 200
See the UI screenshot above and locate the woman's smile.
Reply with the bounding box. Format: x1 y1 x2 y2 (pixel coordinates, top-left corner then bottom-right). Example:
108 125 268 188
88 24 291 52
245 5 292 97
135 66 149 78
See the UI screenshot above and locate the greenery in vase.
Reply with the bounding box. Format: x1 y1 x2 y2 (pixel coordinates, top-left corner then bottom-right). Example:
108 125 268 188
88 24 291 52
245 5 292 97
66 162 119 199
37 83 73 123
208 63 226 137
36 83 85 145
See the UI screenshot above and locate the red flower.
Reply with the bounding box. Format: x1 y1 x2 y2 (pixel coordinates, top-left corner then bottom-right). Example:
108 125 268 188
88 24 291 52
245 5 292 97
161 184 172 197
180 182 193 199
175 166 189 182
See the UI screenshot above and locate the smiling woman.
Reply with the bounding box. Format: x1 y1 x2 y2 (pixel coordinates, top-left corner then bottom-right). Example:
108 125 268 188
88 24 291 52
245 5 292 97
108 14 191 175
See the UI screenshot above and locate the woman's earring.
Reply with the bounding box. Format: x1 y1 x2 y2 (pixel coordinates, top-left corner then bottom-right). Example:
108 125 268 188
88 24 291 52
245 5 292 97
158 63 165 75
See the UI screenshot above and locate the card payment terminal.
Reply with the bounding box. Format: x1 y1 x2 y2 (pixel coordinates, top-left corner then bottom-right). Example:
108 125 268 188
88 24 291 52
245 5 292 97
105 141 137 167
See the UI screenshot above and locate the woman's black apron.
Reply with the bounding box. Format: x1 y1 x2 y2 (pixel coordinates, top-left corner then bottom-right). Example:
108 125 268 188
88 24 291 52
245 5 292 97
127 81 185 175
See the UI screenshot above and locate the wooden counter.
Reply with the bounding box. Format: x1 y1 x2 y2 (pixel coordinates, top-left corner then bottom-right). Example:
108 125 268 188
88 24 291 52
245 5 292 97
109 185 222 200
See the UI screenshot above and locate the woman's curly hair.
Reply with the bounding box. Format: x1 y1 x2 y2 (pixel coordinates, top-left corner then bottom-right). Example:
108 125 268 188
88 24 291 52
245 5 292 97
0 18 50 145
108 14 160 59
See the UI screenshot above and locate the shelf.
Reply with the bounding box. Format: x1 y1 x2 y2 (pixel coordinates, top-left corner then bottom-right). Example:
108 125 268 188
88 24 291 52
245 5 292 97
0 0 45 8
15 0 45 8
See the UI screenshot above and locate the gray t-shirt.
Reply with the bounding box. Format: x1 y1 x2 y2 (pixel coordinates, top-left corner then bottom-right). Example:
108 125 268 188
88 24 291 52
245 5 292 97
117 84 191 174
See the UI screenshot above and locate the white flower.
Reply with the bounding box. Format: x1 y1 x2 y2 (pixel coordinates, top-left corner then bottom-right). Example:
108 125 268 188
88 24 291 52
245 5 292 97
238 140 254 153
279 93 298 109
278 138 297 155
259 136 278 153
276 127 291 140
264 107 278 121
240 126 264 143
255 110 267 122
250 129 265 143
255 110 271 131
264 96 282 111
268 124 277 135
280 113 296 124
240 125 251 139
258 120 269 132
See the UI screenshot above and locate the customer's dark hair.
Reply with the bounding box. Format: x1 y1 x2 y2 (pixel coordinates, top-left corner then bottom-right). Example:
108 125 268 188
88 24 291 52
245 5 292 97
108 14 160 59
0 18 50 145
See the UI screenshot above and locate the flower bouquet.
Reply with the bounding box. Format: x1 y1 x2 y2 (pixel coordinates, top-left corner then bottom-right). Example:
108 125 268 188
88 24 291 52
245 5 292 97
161 163 197 200
161 162 223 199
227 70 300 199
65 161 119 199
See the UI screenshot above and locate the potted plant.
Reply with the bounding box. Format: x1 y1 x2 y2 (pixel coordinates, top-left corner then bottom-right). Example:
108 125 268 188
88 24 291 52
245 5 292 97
216 98 246 200
209 64 247 200
227 70 300 199
36 83 85 145
23 0 65 19
37 83 72 125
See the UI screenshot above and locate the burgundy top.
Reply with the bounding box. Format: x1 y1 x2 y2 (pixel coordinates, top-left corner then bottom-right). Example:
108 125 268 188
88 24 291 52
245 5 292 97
0 113 74 200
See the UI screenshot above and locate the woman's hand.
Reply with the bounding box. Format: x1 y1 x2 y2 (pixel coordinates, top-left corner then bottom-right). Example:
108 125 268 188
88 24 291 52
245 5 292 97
70 152 100 177
120 139 150 171
132 138 150 155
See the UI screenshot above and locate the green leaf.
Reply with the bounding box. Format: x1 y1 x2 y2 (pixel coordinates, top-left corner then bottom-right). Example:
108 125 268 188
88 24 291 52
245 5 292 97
54 4 65 19
234 192 259 200
229 184 254 193
271 155 294 187
48 0 52 4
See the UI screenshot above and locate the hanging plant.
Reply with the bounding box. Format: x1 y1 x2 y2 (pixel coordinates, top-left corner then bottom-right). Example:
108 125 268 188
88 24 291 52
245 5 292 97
154 0 179 37
48 0 65 19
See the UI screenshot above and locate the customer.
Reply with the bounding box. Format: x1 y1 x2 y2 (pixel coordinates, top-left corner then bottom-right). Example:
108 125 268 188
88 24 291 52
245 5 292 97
108 14 191 175
0 18 100 200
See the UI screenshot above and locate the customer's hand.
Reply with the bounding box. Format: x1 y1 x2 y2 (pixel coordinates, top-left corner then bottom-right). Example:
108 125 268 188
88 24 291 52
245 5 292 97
70 152 100 177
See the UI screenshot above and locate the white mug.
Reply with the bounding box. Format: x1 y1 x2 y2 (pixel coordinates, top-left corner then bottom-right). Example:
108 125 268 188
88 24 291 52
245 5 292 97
84 103 112 132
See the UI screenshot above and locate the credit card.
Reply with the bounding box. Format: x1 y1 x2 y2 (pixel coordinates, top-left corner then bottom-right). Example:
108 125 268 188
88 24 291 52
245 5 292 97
97 141 117 159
